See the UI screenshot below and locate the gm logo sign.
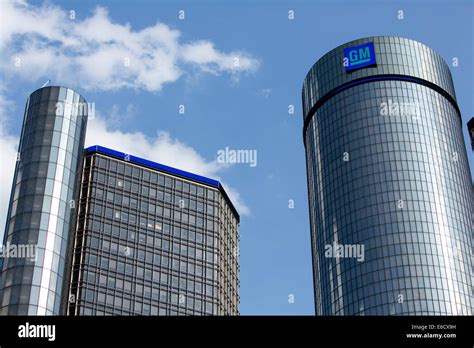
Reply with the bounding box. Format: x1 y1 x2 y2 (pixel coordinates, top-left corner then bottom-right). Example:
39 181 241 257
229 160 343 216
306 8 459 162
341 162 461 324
344 42 376 72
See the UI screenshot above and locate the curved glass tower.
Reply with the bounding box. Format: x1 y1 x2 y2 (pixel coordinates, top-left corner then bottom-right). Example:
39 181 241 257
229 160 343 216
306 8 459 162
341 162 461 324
302 37 472 315
0 86 88 315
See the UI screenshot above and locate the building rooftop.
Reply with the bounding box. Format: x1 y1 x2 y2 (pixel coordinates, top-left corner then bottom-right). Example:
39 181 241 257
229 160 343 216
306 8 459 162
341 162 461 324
86 145 240 222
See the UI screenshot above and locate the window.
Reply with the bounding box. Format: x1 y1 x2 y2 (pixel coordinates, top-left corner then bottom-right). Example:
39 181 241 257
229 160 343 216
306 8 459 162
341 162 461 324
197 202 204 212
108 176 116 186
124 180 131 190
103 223 112 234
92 220 101 231
183 182 189 192
90 237 99 248
135 283 143 295
152 288 159 300
98 293 105 304
148 203 155 214
121 211 128 222
157 190 164 200
97 173 105 183
131 183 139 193
207 205 214 215
110 160 117 171
207 189 214 200
117 162 124 173
162 256 169 267
147 219 154 229
114 297 122 308
132 167 141 178
112 225 119 236
153 255 161 266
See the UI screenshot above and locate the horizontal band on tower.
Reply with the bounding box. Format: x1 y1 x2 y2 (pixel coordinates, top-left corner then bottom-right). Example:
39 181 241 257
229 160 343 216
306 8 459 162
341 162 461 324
303 74 461 146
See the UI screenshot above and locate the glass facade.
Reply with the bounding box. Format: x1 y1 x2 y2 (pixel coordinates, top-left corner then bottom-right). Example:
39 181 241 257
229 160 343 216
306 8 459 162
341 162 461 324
0 86 88 315
67 147 239 315
302 37 473 315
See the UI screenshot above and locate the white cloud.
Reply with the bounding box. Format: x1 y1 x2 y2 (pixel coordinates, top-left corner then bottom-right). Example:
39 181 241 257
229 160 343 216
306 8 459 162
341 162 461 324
0 0 253 238
0 113 250 241
0 134 18 241
0 91 19 243
106 103 139 129
85 117 222 177
181 40 258 74
0 134 17 239
0 0 71 47
0 0 259 91
85 116 250 215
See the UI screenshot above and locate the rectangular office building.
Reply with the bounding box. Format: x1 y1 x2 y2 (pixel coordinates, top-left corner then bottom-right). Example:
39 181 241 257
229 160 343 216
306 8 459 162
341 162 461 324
66 146 239 315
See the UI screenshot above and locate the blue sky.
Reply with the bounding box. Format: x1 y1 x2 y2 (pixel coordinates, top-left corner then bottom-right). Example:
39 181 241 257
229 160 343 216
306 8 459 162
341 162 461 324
0 0 472 315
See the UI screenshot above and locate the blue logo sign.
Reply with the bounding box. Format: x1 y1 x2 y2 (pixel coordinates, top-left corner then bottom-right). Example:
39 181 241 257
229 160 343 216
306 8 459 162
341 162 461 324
344 42 376 72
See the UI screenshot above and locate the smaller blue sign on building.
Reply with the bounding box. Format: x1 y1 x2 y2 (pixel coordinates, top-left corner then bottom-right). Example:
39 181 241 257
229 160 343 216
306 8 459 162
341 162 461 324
344 42 376 72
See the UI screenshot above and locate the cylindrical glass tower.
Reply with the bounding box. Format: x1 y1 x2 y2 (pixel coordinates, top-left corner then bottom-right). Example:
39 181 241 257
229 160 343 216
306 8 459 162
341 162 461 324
302 36 472 315
0 86 88 315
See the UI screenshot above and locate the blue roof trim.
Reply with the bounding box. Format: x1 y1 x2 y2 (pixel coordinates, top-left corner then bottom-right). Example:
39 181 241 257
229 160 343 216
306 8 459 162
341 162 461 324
86 145 220 187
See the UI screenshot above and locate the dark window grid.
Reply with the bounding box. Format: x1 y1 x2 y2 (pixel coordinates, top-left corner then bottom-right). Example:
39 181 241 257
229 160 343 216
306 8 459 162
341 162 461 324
87 184 217 225
76 162 239 314
82 244 219 283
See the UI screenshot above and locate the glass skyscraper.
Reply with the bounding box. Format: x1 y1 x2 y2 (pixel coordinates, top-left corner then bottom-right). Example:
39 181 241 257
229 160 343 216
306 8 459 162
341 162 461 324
302 37 472 315
0 86 88 315
0 87 239 316
66 146 239 315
